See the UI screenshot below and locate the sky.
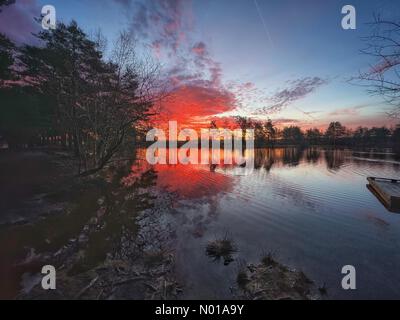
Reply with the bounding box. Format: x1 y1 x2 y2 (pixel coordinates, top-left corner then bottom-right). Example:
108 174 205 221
1 0 400 130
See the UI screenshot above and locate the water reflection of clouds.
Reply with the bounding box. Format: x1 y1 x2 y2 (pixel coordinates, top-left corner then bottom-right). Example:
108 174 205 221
155 164 234 200
130 147 400 299
128 147 400 238
270 180 317 213
133 147 400 188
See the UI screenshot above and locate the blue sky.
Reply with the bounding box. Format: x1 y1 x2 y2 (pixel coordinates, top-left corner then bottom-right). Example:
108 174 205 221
1 0 400 129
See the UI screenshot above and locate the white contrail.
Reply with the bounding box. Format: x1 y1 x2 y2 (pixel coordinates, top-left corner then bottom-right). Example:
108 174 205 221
294 106 317 121
253 0 275 50
253 1 317 124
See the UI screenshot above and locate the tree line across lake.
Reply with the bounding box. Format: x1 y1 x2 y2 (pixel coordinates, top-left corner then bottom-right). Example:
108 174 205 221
1 19 399 173
1 1 400 176
231 117 400 148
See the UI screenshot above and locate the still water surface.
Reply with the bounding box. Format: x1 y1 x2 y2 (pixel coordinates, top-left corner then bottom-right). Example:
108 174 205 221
143 147 400 299
1 147 400 299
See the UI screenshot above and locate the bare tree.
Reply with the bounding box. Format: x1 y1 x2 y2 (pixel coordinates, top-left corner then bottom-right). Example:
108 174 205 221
77 31 164 175
21 22 166 176
355 14 400 119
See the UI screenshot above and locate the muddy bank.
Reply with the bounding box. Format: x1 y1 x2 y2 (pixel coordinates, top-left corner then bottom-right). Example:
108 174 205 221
236 253 320 300
18 190 181 300
200 237 320 300
0 150 180 299
0 149 75 225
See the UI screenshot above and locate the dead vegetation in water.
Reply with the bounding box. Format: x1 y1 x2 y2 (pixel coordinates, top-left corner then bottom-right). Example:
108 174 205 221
205 234 238 265
16 167 182 300
236 252 320 300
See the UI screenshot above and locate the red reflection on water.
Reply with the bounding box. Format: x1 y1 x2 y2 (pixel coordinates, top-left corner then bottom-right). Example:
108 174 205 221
155 164 234 199
123 150 235 200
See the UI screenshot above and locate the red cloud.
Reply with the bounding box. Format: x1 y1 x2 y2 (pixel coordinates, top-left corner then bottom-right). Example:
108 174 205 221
158 85 237 128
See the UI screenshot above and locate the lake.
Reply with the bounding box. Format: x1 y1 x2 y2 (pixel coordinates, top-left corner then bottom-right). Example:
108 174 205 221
1 147 400 299
136 147 400 299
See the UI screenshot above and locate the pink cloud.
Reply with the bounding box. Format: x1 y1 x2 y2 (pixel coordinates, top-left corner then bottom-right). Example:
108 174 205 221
156 84 237 128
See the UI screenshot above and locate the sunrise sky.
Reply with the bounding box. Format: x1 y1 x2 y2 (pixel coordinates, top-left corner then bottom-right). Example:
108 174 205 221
1 0 400 130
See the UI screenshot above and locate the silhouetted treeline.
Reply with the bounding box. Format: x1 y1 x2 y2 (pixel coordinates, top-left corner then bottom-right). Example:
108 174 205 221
234 117 400 149
252 147 399 173
0 19 161 175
